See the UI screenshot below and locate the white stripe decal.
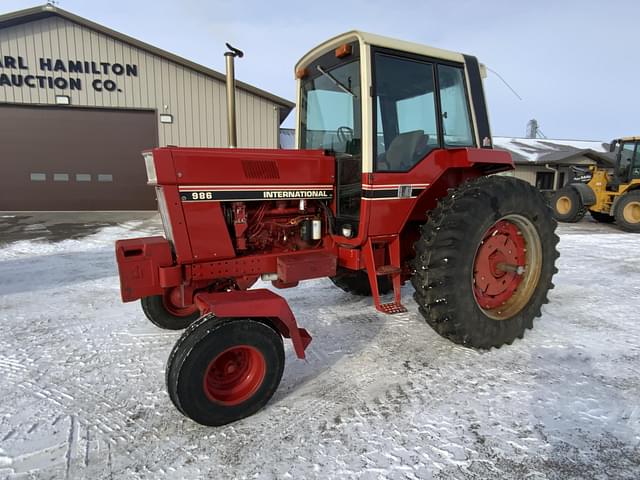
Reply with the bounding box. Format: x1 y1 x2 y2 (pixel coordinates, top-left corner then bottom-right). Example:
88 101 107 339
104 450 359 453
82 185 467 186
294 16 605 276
179 184 334 191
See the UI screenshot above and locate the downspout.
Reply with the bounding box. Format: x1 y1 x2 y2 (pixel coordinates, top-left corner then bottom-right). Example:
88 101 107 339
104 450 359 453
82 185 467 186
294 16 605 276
544 163 560 190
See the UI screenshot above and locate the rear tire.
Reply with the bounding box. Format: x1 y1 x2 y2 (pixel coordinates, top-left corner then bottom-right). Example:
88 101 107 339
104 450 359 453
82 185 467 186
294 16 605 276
166 316 284 426
411 176 559 349
589 210 615 223
329 268 392 296
141 293 200 330
550 187 586 222
614 191 640 232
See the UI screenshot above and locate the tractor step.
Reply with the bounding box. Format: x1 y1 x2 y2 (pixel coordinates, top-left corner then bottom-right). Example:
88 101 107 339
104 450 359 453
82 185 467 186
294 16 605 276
363 236 407 315
377 302 408 314
376 265 401 275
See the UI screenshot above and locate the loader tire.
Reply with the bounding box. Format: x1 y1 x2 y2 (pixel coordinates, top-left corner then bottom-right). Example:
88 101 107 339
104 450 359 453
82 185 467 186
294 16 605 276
166 316 284 426
550 187 586 222
411 176 559 349
589 210 615 223
141 293 200 330
614 191 640 232
330 268 392 296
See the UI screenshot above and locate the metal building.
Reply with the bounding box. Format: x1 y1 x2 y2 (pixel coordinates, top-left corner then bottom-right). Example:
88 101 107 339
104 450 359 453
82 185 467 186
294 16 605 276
0 5 293 211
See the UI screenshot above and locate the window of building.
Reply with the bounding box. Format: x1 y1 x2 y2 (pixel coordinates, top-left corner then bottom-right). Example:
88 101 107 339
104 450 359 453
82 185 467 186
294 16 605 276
53 173 69 182
76 174 91 182
30 173 46 181
535 171 554 190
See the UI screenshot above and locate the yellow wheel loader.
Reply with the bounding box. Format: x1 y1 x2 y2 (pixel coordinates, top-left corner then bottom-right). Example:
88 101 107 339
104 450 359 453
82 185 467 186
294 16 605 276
551 136 640 232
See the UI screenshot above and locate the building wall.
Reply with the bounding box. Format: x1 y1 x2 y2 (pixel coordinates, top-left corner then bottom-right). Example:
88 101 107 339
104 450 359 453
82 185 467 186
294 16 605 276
0 16 280 148
500 156 596 190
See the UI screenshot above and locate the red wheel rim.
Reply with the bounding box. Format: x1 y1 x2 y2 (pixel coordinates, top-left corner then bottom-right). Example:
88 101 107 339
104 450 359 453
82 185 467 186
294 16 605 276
203 345 267 406
162 289 198 317
473 220 527 310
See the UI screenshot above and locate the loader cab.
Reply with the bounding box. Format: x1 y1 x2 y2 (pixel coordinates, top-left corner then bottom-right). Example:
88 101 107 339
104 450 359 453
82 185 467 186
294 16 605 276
295 31 491 241
613 138 640 184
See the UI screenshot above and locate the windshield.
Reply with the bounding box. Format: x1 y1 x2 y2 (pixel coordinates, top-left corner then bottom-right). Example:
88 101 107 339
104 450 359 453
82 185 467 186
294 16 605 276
300 60 361 154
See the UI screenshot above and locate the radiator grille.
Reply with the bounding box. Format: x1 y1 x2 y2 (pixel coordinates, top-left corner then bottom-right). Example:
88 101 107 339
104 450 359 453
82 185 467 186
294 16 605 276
242 160 280 179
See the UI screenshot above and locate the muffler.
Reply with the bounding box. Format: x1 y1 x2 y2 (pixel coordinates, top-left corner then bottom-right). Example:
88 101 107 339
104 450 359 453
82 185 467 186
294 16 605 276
224 43 244 148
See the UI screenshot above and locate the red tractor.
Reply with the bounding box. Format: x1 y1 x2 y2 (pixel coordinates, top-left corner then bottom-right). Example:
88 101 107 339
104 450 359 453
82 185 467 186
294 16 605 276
115 31 559 426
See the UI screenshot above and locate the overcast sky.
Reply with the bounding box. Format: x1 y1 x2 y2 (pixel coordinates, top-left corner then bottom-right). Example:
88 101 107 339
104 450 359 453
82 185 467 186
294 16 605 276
3 0 639 140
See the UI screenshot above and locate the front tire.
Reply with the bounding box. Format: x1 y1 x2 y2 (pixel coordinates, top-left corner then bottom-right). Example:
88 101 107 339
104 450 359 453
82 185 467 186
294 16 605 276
141 292 200 330
550 187 586 222
411 176 559 349
614 191 640 232
166 316 285 426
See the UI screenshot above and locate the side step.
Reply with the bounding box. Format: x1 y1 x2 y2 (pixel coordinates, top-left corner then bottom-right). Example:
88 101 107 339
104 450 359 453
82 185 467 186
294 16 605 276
363 236 407 314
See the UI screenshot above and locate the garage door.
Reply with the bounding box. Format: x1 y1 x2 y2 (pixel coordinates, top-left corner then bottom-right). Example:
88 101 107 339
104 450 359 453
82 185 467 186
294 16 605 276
0 105 158 210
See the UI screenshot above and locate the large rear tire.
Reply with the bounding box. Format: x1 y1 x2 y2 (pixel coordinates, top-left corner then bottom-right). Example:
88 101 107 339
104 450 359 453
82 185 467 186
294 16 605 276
411 176 559 349
550 187 586 222
329 268 392 296
166 316 284 426
614 191 640 233
141 292 200 330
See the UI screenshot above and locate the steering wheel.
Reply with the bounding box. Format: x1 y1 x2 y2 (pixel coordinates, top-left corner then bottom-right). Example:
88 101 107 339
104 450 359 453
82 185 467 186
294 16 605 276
336 126 354 144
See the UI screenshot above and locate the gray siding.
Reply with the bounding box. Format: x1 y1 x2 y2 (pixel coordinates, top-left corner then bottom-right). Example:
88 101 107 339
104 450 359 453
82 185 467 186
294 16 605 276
0 16 279 148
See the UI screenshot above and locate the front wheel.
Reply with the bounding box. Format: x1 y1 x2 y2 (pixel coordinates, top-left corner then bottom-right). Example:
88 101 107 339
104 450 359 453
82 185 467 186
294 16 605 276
411 176 559 349
614 191 640 232
550 187 586 222
329 268 392 296
141 291 200 330
166 317 285 426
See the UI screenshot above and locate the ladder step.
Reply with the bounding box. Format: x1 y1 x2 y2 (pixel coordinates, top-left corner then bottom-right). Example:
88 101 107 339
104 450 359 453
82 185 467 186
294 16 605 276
376 265 401 276
377 302 408 314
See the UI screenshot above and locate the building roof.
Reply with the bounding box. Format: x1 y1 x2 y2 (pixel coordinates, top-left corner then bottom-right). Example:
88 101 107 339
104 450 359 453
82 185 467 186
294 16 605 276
493 137 615 167
0 4 294 123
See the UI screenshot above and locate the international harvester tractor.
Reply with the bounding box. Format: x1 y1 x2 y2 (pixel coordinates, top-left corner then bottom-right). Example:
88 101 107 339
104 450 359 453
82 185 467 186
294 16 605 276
115 32 559 426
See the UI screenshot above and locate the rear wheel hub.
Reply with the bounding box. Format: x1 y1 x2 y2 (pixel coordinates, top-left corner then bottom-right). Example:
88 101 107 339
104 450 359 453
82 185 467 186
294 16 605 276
473 216 542 320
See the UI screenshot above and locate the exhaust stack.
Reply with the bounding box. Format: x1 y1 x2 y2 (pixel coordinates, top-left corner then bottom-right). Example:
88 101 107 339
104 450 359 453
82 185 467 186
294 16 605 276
224 43 244 148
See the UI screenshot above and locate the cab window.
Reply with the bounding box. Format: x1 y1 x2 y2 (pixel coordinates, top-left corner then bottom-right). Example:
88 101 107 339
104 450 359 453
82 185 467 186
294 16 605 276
438 65 474 148
373 51 475 172
374 53 439 171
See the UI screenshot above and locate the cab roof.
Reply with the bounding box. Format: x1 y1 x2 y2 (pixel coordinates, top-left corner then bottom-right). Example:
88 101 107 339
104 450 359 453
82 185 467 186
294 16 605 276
295 30 468 73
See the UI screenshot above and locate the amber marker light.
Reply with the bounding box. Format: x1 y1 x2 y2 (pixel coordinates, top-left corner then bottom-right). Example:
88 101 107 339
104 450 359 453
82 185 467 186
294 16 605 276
335 44 352 58
295 67 308 79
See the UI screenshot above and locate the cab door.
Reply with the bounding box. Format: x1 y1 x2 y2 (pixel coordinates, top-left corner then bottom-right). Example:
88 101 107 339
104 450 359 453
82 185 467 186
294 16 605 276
366 49 476 235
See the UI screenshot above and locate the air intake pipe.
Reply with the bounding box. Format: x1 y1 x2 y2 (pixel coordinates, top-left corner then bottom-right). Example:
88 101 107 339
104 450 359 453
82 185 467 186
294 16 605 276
224 43 244 148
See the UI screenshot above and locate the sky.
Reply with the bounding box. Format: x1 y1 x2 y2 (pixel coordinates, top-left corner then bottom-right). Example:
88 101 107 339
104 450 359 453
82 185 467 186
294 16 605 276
2 0 639 140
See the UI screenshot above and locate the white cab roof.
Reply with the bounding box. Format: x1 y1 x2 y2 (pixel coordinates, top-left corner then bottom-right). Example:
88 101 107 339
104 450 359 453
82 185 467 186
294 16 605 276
295 30 467 72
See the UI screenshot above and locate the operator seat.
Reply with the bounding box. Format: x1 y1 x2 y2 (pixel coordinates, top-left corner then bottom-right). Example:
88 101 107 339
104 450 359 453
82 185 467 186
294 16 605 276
381 130 428 171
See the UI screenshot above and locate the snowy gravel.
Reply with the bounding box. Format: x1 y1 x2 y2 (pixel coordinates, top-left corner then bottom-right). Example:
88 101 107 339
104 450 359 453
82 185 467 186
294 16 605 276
0 216 639 479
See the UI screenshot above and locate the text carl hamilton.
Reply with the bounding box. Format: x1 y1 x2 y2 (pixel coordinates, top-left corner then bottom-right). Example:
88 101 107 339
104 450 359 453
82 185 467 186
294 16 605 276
0 55 138 92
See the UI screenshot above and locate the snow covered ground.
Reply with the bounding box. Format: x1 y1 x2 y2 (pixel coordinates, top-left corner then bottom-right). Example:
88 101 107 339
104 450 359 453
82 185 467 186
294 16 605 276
0 214 639 479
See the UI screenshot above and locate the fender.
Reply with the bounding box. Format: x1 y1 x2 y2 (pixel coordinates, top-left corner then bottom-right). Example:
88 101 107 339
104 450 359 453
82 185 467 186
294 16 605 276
194 289 312 359
568 182 596 206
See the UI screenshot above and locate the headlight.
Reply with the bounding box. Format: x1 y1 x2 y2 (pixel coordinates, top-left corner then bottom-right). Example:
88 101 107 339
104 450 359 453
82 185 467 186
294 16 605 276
155 187 174 243
143 152 157 185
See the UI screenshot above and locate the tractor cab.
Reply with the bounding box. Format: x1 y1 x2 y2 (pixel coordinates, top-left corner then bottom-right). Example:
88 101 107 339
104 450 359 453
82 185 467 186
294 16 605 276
294 32 507 244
